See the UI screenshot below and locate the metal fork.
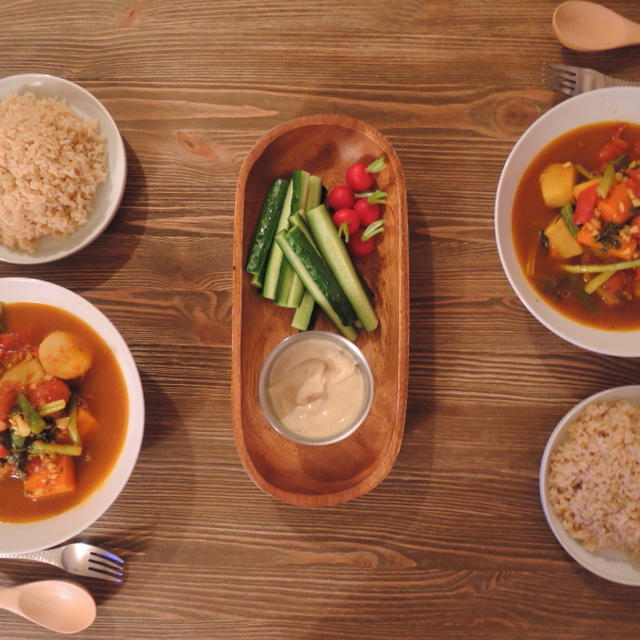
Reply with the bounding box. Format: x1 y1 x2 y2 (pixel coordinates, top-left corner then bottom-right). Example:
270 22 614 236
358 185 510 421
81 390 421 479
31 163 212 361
0 543 124 583
543 62 640 96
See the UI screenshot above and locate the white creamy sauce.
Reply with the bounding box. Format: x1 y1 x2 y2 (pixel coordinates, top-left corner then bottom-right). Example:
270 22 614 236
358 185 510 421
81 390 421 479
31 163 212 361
268 338 365 441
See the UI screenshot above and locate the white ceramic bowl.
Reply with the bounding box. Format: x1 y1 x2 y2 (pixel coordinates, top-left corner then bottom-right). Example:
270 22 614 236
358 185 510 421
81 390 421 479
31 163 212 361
0 73 127 265
258 331 374 446
540 385 640 585
0 277 144 553
495 86 640 357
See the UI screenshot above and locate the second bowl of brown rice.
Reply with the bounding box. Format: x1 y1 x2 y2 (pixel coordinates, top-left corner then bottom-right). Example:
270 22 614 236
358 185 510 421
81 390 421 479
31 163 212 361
540 385 640 585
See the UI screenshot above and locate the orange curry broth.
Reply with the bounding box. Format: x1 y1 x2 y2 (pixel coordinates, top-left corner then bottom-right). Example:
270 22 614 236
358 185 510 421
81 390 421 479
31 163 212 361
512 121 640 330
0 302 128 523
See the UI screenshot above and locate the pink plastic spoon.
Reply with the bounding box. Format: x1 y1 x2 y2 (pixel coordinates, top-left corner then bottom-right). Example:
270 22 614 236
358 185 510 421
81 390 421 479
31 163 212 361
553 1 640 51
0 580 96 634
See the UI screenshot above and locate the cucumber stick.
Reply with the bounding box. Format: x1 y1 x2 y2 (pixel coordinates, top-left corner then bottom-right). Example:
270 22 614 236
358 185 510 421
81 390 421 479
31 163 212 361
291 291 317 330
275 227 358 340
291 170 310 216
274 170 310 306
306 204 379 331
305 175 323 211
261 181 294 299
288 175 323 326
245 178 289 283
286 176 322 307
274 261 297 307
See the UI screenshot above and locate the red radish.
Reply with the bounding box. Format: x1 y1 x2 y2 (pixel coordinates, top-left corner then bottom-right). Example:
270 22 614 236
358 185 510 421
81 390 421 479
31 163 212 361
332 208 360 236
354 198 380 227
348 229 375 257
348 221 385 257
345 156 386 192
327 185 354 210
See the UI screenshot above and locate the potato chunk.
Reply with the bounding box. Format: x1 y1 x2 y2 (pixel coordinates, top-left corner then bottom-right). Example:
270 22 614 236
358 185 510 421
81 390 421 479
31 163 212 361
544 216 583 259
540 162 577 208
39 331 92 380
0 358 44 384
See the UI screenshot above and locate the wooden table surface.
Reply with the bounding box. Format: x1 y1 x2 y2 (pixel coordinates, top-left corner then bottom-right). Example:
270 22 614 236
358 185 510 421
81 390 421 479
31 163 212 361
2 1 640 638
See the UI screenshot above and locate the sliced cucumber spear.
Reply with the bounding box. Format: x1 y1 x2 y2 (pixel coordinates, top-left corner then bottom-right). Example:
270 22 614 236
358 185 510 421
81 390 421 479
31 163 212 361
305 204 379 332
245 178 290 285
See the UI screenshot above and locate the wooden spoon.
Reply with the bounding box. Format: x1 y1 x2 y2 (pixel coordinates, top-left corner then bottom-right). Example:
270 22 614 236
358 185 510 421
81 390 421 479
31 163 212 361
553 1 640 51
0 580 96 634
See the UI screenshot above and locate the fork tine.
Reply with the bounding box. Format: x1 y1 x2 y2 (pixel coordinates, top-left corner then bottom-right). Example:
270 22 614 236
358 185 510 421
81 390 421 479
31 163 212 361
89 547 124 565
546 62 578 75
543 62 577 96
88 556 124 582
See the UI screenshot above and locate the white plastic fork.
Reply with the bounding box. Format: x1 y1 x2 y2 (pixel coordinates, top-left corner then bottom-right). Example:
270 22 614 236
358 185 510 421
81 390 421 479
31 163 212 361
0 543 124 583
543 62 640 96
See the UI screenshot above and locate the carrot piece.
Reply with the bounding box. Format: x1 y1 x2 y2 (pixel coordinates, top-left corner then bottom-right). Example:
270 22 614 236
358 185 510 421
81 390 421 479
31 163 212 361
23 455 76 499
577 223 603 249
76 406 98 441
598 182 632 224
609 237 638 261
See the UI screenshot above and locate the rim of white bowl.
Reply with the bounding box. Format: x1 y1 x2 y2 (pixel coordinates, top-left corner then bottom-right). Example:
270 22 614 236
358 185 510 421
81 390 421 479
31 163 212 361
495 86 640 357
0 73 127 265
0 277 144 553
539 385 640 585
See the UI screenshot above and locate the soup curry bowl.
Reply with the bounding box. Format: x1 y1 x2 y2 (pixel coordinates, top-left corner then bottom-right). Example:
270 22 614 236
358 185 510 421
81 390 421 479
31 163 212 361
0 278 144 553
495 87 640 356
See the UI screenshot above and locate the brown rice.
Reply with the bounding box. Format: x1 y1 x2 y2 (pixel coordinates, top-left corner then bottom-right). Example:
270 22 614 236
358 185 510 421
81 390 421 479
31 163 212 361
548 399 640 557
0 92 107 253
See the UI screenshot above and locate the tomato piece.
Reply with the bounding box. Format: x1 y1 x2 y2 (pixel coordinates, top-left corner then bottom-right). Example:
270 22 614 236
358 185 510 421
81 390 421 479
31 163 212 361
354 198 380 227
573 183 598 225
598 137 629 164
327 185 354 210
348 229 375 257
603 269 634 294
631 215 640 240
331 208 359 235
26 378 71 410
0 330 36 361
0 445 8 458
0 381 21 423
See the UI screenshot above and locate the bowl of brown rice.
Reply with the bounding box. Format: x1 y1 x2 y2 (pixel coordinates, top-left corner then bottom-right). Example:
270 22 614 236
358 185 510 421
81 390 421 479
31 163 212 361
0 73 126 264
540 385 640 585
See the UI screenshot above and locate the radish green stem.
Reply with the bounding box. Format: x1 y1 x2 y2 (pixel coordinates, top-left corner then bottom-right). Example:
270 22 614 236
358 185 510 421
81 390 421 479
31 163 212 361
366 156 386 173
355 190 387 204
361 219 385 241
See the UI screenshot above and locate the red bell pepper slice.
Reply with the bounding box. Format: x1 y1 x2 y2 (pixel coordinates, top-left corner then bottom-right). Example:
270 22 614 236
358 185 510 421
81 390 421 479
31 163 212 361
573 183 598 225
597 137 628 164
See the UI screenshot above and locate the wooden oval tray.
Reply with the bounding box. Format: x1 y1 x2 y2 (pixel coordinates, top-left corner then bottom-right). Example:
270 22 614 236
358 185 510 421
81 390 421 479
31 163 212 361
232 114 409 507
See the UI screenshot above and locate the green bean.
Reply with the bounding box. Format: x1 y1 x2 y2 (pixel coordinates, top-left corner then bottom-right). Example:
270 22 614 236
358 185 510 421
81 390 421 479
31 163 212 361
67 397 81 446
16 393 45 435
561 258 640 274
585 270 614 295
597 161 616 198
38 399 67 417
29 441 82 457
560 203 578 236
